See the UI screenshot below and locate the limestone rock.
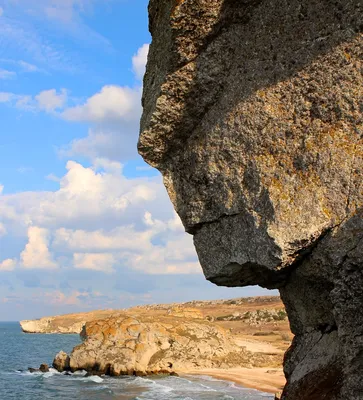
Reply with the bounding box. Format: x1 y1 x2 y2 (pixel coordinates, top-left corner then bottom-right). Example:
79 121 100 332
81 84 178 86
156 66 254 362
166 306 203 319
56 313 260 376
20 318 85 334
20 309 115 334
53 351 70 372
139 0 363 398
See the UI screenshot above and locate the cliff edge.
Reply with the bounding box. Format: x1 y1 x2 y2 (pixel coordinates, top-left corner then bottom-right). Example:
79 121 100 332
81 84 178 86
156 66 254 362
138 1 363 399
20 309 115 334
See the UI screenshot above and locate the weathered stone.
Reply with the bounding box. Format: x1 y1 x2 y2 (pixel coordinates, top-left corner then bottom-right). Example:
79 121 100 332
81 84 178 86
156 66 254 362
39 363 49 373
53 351 70 372
139 0 363 398
56 313 269 376
20 309 115 334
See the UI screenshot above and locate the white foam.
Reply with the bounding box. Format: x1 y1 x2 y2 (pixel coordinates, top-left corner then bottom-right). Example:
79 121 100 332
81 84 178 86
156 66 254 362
71 370 88 376
87 375 104 383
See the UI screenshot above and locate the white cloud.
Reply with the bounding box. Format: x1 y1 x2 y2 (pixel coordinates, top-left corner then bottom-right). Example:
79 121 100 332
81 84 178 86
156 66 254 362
62 85 140 123
0 160 199 275
46 173 61 182
0 259 16 272
36 89 67 112
59 43 147 162
20 226 57 269
18 60 41 73
17 166 33 174
0 69 16 79
60 84 142 161
0 223 7 237
0 88 67 112
132 44 149 80
74 253 115 273
21 0 96 24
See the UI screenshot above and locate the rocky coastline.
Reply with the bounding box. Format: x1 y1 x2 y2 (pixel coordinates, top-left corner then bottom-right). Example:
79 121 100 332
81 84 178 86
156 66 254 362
25 296 289 394
20 309 116 334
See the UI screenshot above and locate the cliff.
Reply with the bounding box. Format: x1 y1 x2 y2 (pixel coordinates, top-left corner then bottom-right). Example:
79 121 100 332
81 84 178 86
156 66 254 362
20 309 115 334
54 314 268 376
52 296 288 385
138 1 363 399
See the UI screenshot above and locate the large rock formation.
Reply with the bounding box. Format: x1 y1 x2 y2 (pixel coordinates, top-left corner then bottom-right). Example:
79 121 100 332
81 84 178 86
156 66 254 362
138 1 363 399
20 309 115 334
53 312 276 376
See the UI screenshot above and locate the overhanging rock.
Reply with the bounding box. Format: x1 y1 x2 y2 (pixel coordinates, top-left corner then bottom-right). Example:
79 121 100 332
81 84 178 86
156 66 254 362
139 1 363 398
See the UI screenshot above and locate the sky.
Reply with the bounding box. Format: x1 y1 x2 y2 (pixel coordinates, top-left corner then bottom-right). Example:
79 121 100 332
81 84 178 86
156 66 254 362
0 0 272 321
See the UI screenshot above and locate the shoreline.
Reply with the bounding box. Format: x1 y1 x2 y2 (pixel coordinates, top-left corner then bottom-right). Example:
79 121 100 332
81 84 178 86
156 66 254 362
179 367 285 394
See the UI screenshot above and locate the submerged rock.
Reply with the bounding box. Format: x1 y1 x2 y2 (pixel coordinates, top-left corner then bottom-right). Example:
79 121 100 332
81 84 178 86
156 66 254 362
28 363 49 373
39 364 49 373
139 0 363 398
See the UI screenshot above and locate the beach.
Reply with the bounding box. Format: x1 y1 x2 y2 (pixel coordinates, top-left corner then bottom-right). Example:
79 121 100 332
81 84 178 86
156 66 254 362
185 367 285 394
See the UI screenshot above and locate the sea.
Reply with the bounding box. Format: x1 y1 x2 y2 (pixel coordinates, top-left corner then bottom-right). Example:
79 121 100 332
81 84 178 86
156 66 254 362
0 322 274 400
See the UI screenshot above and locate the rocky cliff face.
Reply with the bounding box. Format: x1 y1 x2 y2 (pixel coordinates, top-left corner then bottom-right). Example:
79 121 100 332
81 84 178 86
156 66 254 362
53 312 275 376
20 310 115 334
138 1 363 399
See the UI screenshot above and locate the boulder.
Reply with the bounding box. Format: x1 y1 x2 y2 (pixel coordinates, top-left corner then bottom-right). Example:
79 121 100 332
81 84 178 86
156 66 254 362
53 351 70 372
138 0 363 398
39 363 49 373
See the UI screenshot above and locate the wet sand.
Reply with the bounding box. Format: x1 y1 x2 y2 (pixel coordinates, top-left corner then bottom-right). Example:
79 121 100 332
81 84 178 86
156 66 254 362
182 367 285 394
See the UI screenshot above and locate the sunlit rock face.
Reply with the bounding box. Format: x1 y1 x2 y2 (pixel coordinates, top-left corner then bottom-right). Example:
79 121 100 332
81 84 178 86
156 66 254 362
53 313 260 376
138 0 363 398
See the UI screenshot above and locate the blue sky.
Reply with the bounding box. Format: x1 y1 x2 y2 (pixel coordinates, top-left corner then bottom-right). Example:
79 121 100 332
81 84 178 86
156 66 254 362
0 0 271 321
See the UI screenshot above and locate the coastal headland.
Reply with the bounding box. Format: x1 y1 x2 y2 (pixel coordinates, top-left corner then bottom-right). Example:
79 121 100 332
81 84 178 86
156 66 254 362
22 296 289 393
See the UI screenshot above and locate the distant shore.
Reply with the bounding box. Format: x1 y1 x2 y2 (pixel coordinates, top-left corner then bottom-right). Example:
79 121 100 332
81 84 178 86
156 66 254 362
182 367 285 394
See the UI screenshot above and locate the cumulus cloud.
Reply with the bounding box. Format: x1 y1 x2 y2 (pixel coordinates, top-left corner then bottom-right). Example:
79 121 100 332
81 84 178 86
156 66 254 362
0 89 66 112
59 43 148 162
0 159 198 275
74 253 115 273
132 44 149 80
20 227 57 269
63 85 140 123
0 259 16 272
36 88 67 112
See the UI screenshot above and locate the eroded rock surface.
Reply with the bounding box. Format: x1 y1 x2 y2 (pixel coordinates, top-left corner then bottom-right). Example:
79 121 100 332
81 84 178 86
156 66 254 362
20 309 116 334
139 0 363 398
53 313 274 376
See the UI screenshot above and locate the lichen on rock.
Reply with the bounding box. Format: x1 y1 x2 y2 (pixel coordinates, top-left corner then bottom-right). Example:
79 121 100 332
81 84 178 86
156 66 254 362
138 0 363 398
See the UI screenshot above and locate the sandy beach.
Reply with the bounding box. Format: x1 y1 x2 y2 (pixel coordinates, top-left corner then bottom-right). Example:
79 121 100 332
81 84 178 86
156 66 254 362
182 367 285 394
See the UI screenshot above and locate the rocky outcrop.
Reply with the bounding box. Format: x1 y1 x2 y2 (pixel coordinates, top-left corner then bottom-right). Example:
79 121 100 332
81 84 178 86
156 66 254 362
20 309 115 334
53 351 70 372
20 318 85 334
138 1 363 399
53 313 276 376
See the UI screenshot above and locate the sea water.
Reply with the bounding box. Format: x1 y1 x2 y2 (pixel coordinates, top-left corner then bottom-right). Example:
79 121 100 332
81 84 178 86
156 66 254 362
0 322 274 400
